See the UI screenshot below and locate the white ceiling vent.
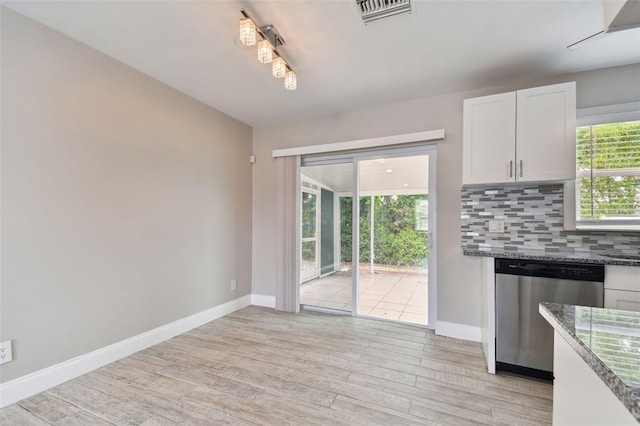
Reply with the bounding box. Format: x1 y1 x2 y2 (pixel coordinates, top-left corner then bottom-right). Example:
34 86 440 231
357 0 411 23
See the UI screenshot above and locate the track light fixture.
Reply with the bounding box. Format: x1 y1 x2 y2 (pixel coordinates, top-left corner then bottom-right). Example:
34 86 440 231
239 18 256 46
257 39 273 64
239 9 297 90
272 56 286 78
284 69 297 91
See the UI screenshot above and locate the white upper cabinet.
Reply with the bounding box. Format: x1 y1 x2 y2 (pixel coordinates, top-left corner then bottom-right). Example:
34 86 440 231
516 83 576 182
463 92 516 185
463 82 576 185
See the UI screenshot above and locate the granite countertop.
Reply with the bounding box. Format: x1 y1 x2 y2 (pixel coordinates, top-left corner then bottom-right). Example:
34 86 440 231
539 302 640 422
463 248 640 266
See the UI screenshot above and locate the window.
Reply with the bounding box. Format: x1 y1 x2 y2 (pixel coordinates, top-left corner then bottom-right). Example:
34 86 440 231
575 103 640 229
415 199 428 231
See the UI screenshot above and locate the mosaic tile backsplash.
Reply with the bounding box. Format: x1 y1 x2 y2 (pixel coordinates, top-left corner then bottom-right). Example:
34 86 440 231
461 184 640 254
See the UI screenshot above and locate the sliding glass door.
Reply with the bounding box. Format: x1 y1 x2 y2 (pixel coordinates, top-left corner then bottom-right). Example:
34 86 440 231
355 155 430 325
299 147 436 327
299 163 353 311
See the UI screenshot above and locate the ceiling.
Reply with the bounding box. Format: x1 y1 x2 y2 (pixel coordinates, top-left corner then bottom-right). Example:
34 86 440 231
3 1 639 127
302 155 429 195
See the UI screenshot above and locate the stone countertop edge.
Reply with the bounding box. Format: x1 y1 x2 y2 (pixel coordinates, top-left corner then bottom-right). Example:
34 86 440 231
539 302 640 422
462 249 640 266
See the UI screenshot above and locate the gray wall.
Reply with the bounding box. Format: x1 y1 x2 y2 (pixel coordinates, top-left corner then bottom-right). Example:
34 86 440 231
0 9 252 382
252 63 640 329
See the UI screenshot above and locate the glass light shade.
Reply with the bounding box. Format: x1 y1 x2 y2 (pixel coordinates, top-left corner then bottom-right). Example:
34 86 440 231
284 70 297 90
257 40 273 63
272 56 286 78
239 18 256 46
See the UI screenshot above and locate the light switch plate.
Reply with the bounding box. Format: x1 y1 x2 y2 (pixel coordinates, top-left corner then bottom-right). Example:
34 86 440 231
489 219 505 233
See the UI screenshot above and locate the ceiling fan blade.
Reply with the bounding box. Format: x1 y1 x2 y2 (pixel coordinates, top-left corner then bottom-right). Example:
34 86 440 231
567 30 606 51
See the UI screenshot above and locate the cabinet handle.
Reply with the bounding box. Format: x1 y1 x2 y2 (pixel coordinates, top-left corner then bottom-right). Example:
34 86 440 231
509 161 513 178
519 160 523 178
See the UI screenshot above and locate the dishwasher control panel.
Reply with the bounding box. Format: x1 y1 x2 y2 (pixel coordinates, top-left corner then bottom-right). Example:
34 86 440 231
495 259 605 282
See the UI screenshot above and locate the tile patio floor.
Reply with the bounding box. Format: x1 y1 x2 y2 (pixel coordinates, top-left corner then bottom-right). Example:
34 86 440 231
300 271 428 326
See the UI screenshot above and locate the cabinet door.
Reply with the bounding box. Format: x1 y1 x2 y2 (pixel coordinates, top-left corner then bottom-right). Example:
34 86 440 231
516 82 576 182
463 92 516 185
604 265 640 292
604 289 640 312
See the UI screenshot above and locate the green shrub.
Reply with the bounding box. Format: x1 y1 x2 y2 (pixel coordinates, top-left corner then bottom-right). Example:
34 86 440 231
340 195 428 266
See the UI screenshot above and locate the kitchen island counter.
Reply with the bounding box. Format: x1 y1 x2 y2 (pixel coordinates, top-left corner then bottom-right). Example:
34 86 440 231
539 302 640 424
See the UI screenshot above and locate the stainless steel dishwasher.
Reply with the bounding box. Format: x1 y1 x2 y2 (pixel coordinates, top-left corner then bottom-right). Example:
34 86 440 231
495 258 604 380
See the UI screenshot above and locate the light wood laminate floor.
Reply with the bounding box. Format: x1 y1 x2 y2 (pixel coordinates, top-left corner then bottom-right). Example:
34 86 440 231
1 306 552 425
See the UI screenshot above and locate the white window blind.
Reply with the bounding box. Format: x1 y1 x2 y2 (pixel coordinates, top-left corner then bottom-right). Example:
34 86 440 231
576 119 640 226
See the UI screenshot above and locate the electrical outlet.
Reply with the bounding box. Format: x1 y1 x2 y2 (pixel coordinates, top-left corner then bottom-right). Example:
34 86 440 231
230 279 237 291
0 340 13 364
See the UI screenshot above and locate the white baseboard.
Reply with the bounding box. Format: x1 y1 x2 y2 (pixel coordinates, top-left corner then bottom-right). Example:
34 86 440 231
251 294 276 308
0 294 255 408
435 320 482 342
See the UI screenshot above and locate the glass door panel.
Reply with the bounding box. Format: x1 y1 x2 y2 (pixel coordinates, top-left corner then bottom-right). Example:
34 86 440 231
299 164 353 311
356 155 429 325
